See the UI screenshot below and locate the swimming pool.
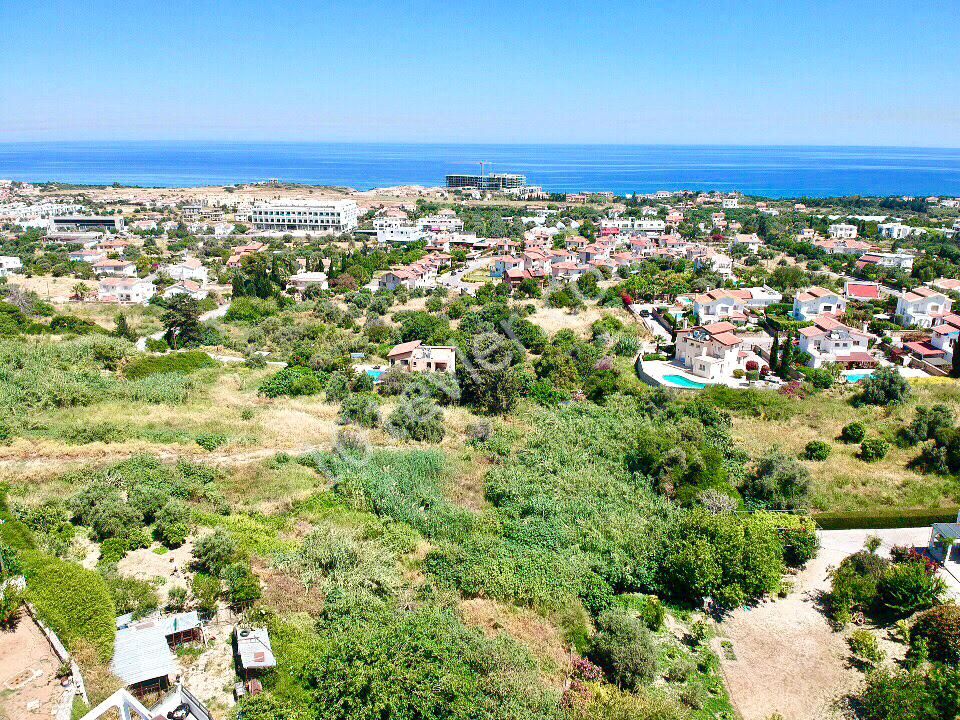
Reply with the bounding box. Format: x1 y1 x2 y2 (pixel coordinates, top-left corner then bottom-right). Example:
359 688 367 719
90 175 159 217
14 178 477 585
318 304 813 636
662 374 707 389
845 371 873 383
366 369 385 381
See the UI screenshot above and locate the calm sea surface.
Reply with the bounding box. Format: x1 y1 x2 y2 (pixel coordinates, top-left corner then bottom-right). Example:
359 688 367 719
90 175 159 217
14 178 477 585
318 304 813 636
1 143 959 198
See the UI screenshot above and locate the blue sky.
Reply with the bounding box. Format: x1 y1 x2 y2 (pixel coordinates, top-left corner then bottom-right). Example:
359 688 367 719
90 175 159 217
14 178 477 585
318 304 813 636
1 0 957 145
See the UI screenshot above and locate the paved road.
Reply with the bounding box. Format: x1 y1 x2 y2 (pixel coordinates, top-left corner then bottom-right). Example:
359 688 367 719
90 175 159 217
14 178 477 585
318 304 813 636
437 259 489 294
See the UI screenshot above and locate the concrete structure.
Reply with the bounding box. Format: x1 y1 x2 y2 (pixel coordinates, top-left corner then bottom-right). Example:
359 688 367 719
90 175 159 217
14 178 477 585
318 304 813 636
674 321 745 381
53 216 124 232
111 612 202 693
878 222 913 240
287 271 329 292
797 316 874 368
445 173 526 191
163 257 208 284
235 627 277 679
855 252 915 273
98 277 155 304
417 211 464 233
375 215 426 243
793 286 846 321
0 255 23 276
387 340 456 373
93 259 137 277
844 281 882 302
828 223 858 239
897 286 952 328
163 280 208 300
250 200 358 232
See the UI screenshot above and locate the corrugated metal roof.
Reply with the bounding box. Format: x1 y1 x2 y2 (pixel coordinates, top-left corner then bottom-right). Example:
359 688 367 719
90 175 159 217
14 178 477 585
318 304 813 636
111 612 199 687
111 621 176 686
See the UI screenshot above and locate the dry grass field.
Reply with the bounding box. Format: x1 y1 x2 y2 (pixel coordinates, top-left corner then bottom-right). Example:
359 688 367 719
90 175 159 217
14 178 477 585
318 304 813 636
730 378 960 512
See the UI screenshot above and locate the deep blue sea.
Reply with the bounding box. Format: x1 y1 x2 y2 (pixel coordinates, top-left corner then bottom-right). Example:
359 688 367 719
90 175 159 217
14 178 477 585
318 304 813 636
1 142 959 198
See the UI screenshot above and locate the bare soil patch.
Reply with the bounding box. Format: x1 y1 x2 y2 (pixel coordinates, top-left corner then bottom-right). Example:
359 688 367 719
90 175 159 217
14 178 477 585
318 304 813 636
0 612 72 719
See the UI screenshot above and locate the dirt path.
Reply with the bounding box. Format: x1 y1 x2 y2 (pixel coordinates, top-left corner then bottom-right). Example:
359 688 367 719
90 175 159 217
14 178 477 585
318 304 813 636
717 527 936 720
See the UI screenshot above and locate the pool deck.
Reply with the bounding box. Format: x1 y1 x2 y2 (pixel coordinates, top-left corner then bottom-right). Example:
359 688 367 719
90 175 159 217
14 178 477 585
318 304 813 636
639 359 780 391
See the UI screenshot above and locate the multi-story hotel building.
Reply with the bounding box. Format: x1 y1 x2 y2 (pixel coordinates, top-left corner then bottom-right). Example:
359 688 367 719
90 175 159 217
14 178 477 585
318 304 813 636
250 200 359 232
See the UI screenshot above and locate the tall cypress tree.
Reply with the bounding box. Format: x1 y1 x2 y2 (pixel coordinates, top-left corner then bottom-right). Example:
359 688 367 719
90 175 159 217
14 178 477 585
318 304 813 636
780 330 793 374
770 332 780 373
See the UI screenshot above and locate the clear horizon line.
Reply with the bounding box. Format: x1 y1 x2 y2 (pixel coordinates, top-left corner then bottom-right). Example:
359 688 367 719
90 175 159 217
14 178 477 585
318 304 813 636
1 139 960 152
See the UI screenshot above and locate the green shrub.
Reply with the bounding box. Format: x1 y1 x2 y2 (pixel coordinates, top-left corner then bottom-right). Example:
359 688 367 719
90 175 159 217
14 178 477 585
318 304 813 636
768 513 819 567
803 440 831 461
224 296 279 323
59 422 127 445
124 350 216 379
195 432 227 451
901 404 955 447
191 572 221 617
614 594 666 631
587 609 658 691
102 569 159 619
223 561 261 607
840 421 867 443
859 437 890 462
910 603 960 665
20 550 116 661
192 529 237 576
144 337 169 352
848 629 885 666
325 371 351 402
740 450 811 510
828 550 889 620
856 366 911 407
154 500 192 548
385 397 445 442
339 393 381 428
258 366 325 398
876 561 946 618
855 665 960 720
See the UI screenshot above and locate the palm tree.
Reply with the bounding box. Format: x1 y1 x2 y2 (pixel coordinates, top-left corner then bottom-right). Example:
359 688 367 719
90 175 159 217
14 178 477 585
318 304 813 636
71 282 89 301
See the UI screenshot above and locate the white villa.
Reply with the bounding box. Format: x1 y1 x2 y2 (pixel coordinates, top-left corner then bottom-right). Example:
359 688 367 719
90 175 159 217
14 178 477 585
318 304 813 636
797 317 874 368
98 277 155 304
897 286 952 328
93 259 137 277
163 280 208 301
829 223 858 239
674 321 745 381
287 271 329 293
163 257 208 284
0 256 23 277
793 286 846 321
387 340 457 374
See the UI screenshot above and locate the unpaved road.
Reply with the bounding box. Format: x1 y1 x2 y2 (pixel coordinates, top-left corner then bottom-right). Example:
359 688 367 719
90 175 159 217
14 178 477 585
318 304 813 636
718 527 939 720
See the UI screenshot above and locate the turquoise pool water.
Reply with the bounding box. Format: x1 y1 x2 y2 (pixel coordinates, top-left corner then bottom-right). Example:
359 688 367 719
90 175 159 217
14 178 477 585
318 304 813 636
366 369 385 380
663 374 707 389
845 371 873 383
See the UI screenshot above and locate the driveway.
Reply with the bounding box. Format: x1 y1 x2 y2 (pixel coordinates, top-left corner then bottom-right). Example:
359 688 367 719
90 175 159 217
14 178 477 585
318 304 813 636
718 527 955 720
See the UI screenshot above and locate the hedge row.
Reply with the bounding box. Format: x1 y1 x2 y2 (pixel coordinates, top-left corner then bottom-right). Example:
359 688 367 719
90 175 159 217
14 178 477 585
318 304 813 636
815 507 960 531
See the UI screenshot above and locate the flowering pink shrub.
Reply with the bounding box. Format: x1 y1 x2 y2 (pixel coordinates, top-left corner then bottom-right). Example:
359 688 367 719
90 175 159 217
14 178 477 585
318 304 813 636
779 381 807 399
560 681 593 709
620 292 635 307
572 656 602 682
745 360 759 372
